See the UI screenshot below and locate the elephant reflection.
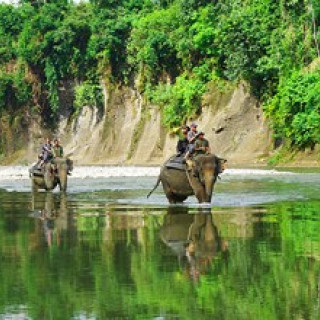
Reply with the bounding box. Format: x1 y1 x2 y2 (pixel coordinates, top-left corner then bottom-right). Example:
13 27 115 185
30 192 70 247
160 207 228 280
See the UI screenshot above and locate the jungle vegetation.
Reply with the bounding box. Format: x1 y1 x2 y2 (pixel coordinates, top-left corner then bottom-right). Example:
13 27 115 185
0 0 319 150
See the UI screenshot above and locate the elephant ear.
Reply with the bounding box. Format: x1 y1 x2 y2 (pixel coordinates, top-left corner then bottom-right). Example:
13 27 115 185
44 163 55 190
215 157 227 174
66 158 73 172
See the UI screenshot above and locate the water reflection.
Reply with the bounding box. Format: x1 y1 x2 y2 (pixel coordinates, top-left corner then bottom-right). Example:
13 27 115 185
29 192 74 248
1 193 320 319
160 207 228 281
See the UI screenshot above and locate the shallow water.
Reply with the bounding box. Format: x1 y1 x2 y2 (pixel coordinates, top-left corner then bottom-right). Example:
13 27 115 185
0 166 320 319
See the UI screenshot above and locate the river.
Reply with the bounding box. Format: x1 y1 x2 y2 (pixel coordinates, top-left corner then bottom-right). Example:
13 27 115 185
0 166 320 319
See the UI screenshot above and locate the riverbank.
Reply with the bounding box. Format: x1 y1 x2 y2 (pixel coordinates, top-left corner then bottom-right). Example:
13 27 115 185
1 149 319 168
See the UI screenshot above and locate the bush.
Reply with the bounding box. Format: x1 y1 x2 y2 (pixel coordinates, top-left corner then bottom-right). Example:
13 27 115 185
147 73 207 127
265 70 320 149
0 69 31 112
74 81 103 111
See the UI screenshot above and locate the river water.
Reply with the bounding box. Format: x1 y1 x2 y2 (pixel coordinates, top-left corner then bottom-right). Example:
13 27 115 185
0 166 320 319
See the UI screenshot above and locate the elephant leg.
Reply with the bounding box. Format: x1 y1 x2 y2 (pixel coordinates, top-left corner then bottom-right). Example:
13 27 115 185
166 194 179 204
188 177 206 203
171 194 188 203
164 189 188 204
32 179 38 193
195 191 206 203
162 180 177 204
59 180 67 192
59 172 68 192
165 191 177 204
167 196 177 204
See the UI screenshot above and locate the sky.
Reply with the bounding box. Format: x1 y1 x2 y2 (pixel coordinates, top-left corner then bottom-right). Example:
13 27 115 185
0 0 18 3
0 0 83 4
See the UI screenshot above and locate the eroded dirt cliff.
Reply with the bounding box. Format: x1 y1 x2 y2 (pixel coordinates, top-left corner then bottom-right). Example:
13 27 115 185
4 82 272 166
56 83 270 165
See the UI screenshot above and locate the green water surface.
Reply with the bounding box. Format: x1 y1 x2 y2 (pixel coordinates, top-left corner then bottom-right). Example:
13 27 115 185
1 179 320 319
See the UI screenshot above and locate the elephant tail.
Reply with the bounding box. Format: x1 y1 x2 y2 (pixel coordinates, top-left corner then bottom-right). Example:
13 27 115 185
147 176 161 198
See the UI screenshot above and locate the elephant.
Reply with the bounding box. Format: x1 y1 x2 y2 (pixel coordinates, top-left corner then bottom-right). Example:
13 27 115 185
148 154 226 203
29 158 73 192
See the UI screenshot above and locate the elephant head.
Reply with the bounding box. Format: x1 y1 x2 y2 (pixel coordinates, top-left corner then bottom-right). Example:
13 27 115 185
43 162 57 190
187 154 222 203
52 158 73 192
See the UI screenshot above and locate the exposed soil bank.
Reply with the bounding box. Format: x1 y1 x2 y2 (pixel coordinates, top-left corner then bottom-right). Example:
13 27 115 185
59 82 271 166
1 82 319 167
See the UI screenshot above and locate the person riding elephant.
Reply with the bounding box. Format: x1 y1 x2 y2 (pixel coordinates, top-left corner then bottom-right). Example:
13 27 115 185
176 126 190 157
42 137 53 161
37 137 53 169
193 131 210 156
52 138 64 158
187 122 198 145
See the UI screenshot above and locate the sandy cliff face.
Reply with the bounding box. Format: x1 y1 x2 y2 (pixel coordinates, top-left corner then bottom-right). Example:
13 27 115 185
199 83 271 164
57 86 175 165
52 82 271 166
6 82 271 166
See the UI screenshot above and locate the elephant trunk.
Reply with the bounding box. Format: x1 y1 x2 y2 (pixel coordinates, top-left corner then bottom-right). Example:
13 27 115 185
203 172 215 202
59 167 68 192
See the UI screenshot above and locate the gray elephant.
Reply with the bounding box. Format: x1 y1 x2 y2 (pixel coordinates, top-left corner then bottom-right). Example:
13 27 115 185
148 154 226 203
29 158 73 192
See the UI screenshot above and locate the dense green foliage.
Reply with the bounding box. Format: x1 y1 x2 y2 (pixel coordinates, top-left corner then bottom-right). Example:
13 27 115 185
74 81 103 111
266 70 320 148
0 0 319 147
